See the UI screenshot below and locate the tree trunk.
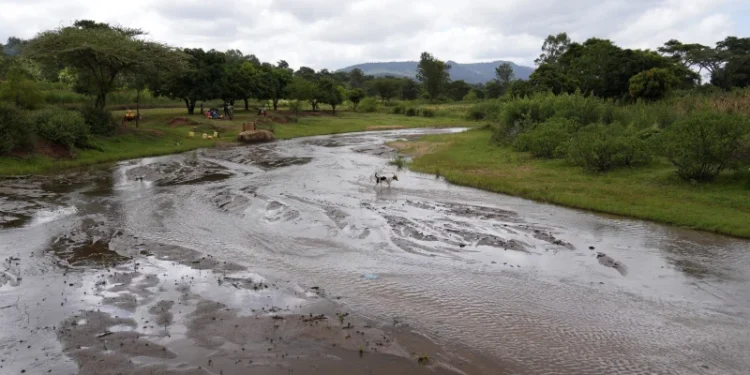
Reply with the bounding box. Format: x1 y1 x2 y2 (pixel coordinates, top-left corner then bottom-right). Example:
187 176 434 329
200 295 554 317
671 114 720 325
188 99 196 115
135 89 141 128
331 104 336 114
272 98 279 111
243 98 249 111
183 98 191 114
95 93 107 111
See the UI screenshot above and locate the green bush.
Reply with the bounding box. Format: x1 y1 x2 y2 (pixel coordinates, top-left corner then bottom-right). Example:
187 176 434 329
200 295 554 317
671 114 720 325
567 123 652 172
0 102 35 155
80 106 117 135
467 106 486 120
628 68 679 101
358 97 379 113
467 101 504 121
393 103 406 114
405 107 418 117
512 118 573 158
422 108 435 118
661 111 750 182
0 68 45 110
33 108 91 149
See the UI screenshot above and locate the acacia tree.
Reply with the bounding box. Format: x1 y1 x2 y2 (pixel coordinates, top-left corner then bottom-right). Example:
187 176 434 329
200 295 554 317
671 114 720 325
25 20 171 110
658 39 722 81
416 52 451 101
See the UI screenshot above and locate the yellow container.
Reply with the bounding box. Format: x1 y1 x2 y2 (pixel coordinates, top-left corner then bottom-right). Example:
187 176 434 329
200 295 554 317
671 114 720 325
213 131 218 138
188 131 194 137
202 133 207 139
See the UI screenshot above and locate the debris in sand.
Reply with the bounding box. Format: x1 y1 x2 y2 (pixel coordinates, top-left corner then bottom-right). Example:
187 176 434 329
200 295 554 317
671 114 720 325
597 252 628 276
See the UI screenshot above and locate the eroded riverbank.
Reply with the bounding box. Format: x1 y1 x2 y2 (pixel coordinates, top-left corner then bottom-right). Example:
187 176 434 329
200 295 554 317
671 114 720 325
2 128 750 374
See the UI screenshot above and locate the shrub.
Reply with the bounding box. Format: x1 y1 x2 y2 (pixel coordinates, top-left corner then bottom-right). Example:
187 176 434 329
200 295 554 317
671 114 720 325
0 67 45 110
467 101 504 121
389 155 408 170
358 97 379 113
422 108 435 118
467 106 486 120
0 102 35 155
628 68 679 101
405 108 418 116
567 123 652 172
462 91 478 102
33 108 91 149
512 118 574 158
393 103 406 114
80 106 117 135
661 111 750 182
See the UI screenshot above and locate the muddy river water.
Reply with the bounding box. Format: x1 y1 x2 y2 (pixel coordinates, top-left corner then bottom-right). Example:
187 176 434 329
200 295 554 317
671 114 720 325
1 128 749 375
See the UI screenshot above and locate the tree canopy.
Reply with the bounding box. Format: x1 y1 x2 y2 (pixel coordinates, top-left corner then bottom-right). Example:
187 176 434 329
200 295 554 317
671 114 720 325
25 20 183 110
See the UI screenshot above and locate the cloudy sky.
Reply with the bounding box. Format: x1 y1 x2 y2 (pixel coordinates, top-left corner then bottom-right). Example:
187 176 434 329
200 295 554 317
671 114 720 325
1 0 747 70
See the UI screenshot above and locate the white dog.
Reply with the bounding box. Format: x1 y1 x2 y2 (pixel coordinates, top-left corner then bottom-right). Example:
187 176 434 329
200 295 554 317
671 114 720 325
374 172 398 187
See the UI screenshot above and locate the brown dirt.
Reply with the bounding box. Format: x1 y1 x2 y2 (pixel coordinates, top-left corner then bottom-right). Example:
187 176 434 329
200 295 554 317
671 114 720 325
366 125 406 131
168 117 197 127
35 139 73 159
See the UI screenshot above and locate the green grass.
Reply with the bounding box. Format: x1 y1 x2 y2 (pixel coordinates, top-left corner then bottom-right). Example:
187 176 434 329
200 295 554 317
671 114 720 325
392 128 750 238
0 107 474 176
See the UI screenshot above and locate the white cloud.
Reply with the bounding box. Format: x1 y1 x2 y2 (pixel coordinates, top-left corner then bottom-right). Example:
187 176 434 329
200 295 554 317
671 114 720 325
0 0 741 70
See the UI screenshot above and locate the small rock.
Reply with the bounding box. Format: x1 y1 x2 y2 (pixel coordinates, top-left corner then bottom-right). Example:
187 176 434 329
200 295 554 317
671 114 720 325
589 246 595 250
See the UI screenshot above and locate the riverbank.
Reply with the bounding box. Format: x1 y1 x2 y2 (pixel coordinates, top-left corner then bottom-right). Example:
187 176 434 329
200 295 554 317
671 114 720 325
0 107 474 176
389 128 750 238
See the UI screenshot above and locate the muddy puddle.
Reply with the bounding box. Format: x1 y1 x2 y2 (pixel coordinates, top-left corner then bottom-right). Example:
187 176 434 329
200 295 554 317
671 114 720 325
2 127 750 374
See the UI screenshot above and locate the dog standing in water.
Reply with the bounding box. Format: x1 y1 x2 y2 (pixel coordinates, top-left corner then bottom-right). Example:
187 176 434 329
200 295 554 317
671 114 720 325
374 172 398 187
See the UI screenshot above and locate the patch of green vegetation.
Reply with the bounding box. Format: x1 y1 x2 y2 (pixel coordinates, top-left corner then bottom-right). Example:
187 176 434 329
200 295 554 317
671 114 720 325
398 128 750 238
389 155 409 170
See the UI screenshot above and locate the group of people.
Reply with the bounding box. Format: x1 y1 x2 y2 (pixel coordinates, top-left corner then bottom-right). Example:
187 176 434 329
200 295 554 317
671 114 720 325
196 102 273 120
200 102 234 120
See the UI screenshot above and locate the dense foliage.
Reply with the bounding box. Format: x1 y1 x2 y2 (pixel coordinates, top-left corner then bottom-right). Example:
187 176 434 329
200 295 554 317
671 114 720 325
471 90 750 180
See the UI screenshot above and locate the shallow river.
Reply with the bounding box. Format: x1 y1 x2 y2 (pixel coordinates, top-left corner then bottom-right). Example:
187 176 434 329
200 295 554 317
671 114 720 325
1 128 749 375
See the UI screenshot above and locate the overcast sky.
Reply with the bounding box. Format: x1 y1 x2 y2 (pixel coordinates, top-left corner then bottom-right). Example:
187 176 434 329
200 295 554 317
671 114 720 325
1 0 747 71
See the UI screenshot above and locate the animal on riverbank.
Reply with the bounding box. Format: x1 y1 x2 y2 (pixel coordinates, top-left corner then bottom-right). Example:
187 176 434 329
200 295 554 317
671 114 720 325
375 172 398 187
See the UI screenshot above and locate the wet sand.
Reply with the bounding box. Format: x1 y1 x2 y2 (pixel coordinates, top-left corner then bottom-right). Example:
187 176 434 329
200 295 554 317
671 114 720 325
1 127 750 374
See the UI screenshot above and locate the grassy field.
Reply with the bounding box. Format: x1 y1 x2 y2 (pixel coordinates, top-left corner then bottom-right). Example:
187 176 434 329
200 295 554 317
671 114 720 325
0 107 474 176
389 128 750 238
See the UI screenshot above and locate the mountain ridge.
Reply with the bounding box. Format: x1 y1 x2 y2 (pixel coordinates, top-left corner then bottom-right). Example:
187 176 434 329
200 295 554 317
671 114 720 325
336 60 535 84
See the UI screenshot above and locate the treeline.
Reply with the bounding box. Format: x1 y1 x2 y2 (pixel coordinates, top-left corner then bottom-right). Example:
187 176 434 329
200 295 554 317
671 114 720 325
506 32 750 101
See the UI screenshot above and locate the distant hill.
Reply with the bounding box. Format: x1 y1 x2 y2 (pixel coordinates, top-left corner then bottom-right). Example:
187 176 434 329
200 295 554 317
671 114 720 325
337 60 535 84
